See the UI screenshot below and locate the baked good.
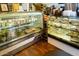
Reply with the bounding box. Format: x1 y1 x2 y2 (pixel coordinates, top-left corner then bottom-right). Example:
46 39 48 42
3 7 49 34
68 31 79 37
25 28 36 33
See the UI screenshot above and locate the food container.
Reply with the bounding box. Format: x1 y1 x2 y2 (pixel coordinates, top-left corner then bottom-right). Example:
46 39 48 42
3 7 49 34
62 10 72 16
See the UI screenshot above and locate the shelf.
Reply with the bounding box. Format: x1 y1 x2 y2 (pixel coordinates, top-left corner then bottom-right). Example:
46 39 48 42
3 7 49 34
48 33 79 49
0 12 43 50
0 23 34 30
0 29 41 47
48 25 79 41
48 21 78 32
48 16 79 48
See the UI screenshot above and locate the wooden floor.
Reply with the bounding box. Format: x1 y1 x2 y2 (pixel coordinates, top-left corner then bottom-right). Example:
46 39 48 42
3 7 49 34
15 40 71 56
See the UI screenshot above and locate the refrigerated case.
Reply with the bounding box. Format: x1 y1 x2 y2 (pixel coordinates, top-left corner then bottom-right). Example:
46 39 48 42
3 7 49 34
48 16 79 48
0 12 43 53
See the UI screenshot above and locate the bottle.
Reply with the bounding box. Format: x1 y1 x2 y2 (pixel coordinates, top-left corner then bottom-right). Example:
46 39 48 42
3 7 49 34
51 5 56 16
76 7 79 16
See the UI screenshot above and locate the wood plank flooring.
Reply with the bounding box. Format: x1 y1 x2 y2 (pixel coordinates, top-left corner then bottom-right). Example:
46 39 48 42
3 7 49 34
15 40 71 56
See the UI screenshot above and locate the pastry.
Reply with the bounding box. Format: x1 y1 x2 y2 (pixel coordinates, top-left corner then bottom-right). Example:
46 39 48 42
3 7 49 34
25 28 36 33
68 31 79 37
71 20 79 26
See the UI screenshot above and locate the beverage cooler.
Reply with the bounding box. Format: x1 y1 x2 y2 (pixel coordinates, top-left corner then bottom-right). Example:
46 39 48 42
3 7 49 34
0 12 44 55
48 16 79 48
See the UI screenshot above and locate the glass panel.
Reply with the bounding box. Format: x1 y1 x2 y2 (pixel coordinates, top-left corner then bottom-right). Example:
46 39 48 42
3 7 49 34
0 12 43 45
48 16 79 47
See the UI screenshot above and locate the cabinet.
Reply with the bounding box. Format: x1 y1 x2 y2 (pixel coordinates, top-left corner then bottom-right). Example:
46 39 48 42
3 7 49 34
48 16 79 48
0 12 43 47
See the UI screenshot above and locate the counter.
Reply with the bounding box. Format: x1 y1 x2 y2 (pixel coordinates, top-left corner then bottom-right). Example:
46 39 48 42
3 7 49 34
48 37 79 56
0 12 44 55
48 16 79 48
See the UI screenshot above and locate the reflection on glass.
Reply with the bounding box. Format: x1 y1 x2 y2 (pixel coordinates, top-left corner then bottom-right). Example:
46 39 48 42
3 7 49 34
0 12 43 45
48 16 79 46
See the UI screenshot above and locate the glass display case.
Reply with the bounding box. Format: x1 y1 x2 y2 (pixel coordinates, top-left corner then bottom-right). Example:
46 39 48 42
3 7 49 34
0 12 43 47
48 16 79 48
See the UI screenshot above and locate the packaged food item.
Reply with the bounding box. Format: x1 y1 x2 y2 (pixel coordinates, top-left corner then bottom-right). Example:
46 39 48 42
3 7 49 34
2 21 6 27
50 16 56 21
67 31 79 39
8 27 16 40
71 20 79 26
25 28 36 33
0 29 8 42
61 18 69 24
20 18 26 24
0 21 3 28
8 20 13 27
53 22 61 28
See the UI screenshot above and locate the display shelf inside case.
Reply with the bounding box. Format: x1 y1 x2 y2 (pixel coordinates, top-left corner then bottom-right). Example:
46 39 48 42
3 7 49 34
48 16 79 48
0 12 43 47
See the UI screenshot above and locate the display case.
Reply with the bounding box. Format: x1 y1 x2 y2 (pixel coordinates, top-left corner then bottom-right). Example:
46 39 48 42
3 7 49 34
48 16 79 48
0 12 43 48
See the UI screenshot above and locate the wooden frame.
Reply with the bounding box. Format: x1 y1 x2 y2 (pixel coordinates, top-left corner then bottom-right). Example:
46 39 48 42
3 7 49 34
0 3 9 12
